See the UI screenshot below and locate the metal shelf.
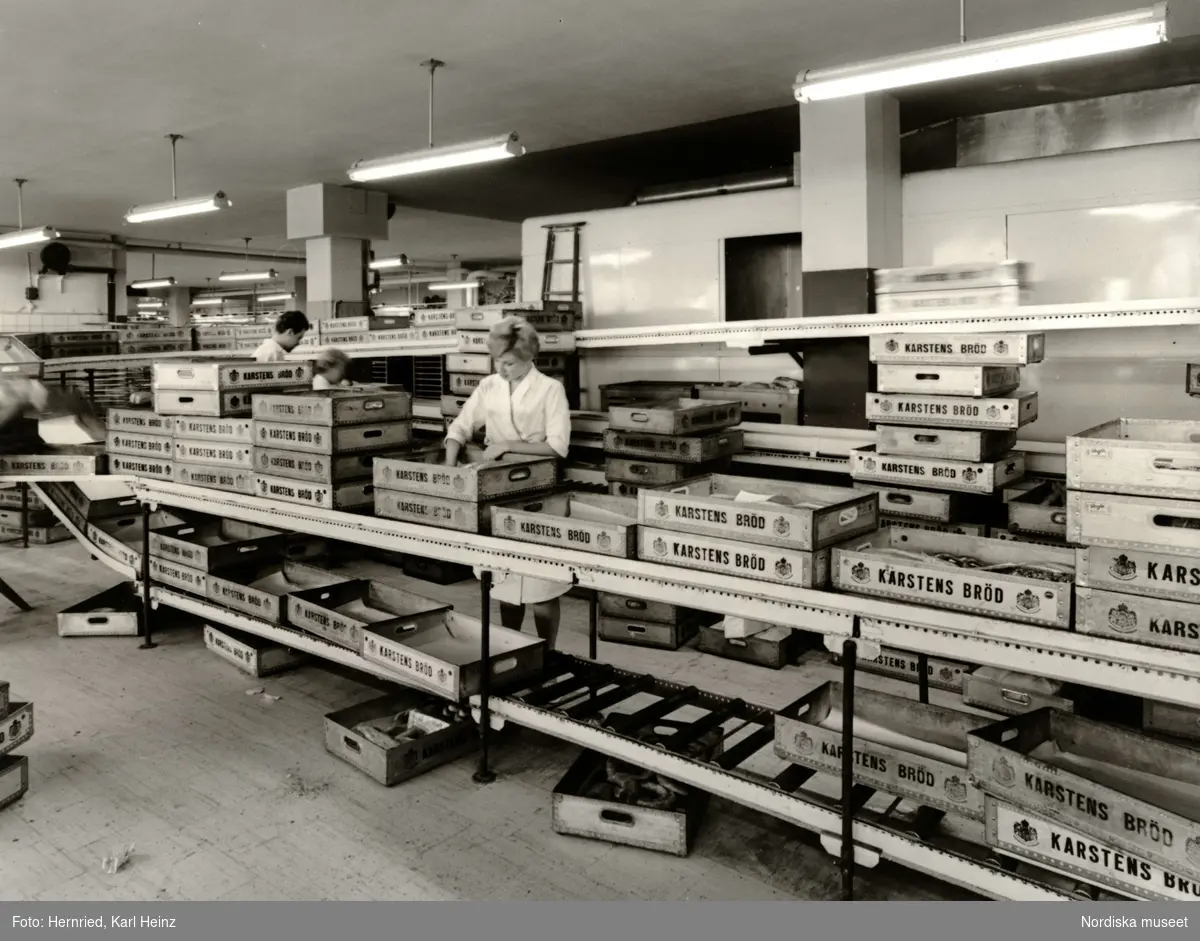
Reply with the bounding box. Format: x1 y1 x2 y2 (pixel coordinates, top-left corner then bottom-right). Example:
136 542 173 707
128 479 1200 707
572 299 1200 349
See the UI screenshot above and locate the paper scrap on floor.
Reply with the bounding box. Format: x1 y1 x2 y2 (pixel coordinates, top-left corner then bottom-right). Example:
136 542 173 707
817 708 968 768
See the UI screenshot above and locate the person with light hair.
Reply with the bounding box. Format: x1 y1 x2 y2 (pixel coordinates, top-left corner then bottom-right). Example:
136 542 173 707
312 348 351 390
444 315 571 650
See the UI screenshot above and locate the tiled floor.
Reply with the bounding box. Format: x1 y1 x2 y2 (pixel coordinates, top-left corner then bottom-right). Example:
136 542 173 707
0 539 973 901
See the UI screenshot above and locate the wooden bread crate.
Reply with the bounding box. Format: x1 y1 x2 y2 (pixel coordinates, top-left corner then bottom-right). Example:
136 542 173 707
251 389 412 426
448 373 483 395
108 454 171 480
967 709 1200 880
57 583 141 637
60 478 139 521
1067 418 1200 499
456 307 578 332
174 439 254 469
152 360 314 391
0 523 69 545
845 642 971 693
552 747 710 857
866 390 1039 430
85 510 190 570
287 579 450 652
876 284 1026 315
106 407 173 437
1067 491 1200 557
1008 481 1067 538
0 451 108 476
0 702 34 757
599 615 698 651
605 456 731 486
172 416 254 444
834 529 1075 629
203 624 308 677
253 420 413 455
697 623 804 670
603 428 744 464
850 445 1025 495
639 526 830 589
984 797 1199 903
361 610 545 701
254 445 436 485
1074 586 1200 654
1143 699 1200 744
206 560 354 624
149 557 208 596
776 682 987 819
402 556 472 585
324 695 476 786
876 364 1021 398
0 754 28 812
852 483 967 523
963 667 1073 717
150 519 288 572
373 451 556 502
1188 363 1200 396
597 593 695 625
441 394 469 418
0 487 43 511
0 506 56 529
106 430 174 460
869 332 1044 366
154 389 265 418
446 353 491 375
874 261 1030 294
608 398 741 436
1077 545 1200 604
638 474 877 552
373 489 499 533
880 516 987 537
253 474 376 512
876 426 1018 463
491 492 638 558
173 463 255 495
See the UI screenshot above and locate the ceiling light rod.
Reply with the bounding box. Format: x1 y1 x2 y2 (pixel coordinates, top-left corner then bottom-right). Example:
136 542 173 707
126 134 230 224
0 179 59 251
794 3 1170 102
346 57 525 182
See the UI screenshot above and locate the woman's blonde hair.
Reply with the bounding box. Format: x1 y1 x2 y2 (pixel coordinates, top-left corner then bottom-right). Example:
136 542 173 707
486 315 540 361
315 347 349 375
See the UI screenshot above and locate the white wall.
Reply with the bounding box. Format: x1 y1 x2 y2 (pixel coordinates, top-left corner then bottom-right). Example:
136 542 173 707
0 245 118 333
521 140 1200 433
522 187 804 407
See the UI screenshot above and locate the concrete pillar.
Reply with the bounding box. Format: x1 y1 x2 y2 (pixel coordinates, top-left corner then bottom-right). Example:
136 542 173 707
304 237 366 322
798 94 902 429
165 286 191 326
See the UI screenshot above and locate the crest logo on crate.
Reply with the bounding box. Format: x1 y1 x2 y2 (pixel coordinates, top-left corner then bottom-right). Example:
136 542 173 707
864 458 877 471
879 400 892 413
654 500 668 520
652 537 668 557
1107 604 1137 634
502 515 516 534
885 339 899 353
1012 819 1038 846
850 562 870 583
939 666 954 681
994 341 1009 356
437 668 449 687
792 731 814 756
963 468 978 484
773 516 790 537
944 776 968 804
986 405 1000 419
1109 555 1137 580
229 369 239 383
597 532 612 551
452 474 466 493
993 757 1015 787
679 443 693 458
774 558 793 580
1185 836 1200 866
1015 590 1040 614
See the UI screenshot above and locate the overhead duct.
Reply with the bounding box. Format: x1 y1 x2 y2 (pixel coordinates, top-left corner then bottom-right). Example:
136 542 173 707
631 167 795 206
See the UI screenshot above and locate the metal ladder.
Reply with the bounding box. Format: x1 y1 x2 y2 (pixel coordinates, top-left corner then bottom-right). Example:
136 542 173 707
541 222 585 306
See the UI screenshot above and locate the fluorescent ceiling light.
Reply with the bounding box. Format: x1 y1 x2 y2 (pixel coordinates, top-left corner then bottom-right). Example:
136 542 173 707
372 305 413 314
219 269 277 283
130 277 176 289
125 193 231 224
429 281 480 292
348 134 524 182
136 301 165 309
0 226 58 250
369 254 410 270
257 292 294 303
794 4 1169 102
191 297 225 307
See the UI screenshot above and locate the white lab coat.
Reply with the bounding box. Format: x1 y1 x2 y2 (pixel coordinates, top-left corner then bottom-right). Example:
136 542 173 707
253 337 288 362
445 367 571 605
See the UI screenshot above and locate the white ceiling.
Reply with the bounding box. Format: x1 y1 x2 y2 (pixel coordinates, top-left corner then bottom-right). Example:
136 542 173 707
1 0 1156 262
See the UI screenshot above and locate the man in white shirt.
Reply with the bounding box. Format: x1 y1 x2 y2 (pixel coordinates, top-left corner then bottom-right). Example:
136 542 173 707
254 310 310 362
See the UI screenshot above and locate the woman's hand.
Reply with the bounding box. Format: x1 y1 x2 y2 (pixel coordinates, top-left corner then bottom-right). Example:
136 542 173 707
483 442 511 462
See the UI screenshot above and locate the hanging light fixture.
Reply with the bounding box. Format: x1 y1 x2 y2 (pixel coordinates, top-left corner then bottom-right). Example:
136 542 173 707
219 237 277 282
137 300 165 310
348 59 524 182
429 280 481 292
130 252 176 290
126 135 230 224
369 253 410 270
257 292 295 303
0 180 59 252
794 3 1170 103
191 297 225 307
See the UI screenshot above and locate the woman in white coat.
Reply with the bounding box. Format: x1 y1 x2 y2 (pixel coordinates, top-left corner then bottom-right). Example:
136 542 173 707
444 316 571 650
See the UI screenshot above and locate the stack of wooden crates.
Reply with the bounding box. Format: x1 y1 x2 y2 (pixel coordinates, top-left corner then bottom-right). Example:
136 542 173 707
0 681 33 815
